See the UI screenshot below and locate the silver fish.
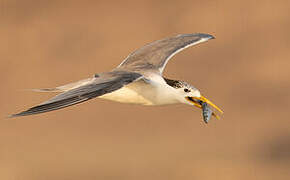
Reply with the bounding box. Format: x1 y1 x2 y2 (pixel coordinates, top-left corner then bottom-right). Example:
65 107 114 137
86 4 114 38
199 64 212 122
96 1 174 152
200 101 213 123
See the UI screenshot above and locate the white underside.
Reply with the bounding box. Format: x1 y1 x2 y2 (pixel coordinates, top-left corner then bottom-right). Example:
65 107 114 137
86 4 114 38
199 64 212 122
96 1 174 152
99 76 180 105
33 74 182 106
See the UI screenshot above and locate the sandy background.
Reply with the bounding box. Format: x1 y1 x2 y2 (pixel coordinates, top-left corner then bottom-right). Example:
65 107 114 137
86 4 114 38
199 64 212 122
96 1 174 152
1 0 290 179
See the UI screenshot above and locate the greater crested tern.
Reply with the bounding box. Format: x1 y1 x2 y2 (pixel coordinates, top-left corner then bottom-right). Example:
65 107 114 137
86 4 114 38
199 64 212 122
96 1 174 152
10 33 223 122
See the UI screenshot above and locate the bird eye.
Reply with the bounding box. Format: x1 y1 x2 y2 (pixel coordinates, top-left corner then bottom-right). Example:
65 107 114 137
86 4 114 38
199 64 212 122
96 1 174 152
184 88 190 92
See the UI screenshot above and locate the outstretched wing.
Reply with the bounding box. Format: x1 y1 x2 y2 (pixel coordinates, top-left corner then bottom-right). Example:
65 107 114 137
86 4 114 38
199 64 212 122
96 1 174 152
10 71 142 117
117 33 214 74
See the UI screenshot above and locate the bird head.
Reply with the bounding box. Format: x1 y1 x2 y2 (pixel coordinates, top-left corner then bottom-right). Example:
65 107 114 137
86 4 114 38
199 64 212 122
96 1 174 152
169 80 223 118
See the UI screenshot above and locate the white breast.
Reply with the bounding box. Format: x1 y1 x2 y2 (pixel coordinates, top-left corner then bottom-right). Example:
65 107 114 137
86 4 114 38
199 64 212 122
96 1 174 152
98 78 179 105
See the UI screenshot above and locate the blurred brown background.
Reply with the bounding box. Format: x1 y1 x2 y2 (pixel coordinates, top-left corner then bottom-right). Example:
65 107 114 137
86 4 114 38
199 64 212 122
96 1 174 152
1 0 290 179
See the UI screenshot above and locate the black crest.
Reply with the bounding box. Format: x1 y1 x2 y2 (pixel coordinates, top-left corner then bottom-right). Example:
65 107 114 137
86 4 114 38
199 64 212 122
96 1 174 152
163 77 183 88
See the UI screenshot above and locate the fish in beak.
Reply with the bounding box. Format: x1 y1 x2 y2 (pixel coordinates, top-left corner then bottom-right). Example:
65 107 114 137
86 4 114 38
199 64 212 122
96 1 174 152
186 96 223 123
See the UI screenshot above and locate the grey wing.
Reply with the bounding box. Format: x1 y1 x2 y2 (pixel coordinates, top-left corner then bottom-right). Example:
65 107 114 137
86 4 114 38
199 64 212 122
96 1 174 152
117 33 214 74
10 71 142 117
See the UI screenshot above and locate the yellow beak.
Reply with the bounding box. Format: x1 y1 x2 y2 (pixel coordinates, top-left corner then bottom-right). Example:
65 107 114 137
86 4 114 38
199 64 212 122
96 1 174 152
186 95 223 119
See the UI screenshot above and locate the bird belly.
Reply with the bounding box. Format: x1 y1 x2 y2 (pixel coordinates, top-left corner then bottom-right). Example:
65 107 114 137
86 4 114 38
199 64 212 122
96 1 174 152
98 84 154 105
98 80 179 105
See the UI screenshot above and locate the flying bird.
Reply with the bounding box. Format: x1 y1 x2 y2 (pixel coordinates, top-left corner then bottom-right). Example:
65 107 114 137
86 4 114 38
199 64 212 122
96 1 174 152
10 33 223 123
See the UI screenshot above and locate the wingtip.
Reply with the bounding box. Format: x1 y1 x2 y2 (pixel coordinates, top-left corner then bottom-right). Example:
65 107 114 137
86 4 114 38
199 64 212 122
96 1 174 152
6 114 16 119
209 34 215 39
7 111 29 118
7 113 20 118
197 33 215 40
177 33 215 40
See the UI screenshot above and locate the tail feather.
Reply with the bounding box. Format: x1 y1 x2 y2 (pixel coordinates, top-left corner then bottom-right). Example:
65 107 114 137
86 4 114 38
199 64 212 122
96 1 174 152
29 88 63 92
27 77 95 93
